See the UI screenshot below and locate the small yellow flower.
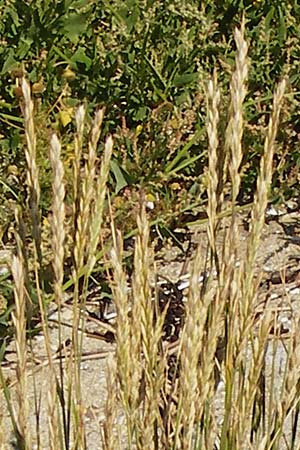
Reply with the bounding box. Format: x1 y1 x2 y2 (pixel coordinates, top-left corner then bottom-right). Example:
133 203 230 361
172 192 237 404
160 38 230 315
146 193 157 210
135 124 143 137
62 67 76 81
59 107 73 127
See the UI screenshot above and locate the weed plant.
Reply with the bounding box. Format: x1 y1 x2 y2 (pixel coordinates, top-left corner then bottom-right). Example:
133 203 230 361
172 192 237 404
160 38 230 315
0 18 299 450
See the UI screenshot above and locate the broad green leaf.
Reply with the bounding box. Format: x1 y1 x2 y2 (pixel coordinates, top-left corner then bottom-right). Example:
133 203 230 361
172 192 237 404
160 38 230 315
173 72 198 87
71 47 92 69
18 36 33 59
133 105 148 121
1 51 16 75
110 159 128 194
63 12 89 43
6 6 20 29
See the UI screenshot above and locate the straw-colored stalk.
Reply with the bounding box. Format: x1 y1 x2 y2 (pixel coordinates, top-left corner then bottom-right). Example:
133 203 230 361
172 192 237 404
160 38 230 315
48 132 66 449
73 104 85 235
243 77 287 298
227 17 248 204
267 313 300 448
233 311 272 448
50 133 65 304
87 135 113 274
194 287 225 450
217 242 242 450
47 374 60 450
237 78 286 368
110 230 138 448
176 246 211 449
220 77 286 449
21 77 42 265
132 204 165 449
206 70 221 262
215 23 248 446
71 113 109 450
73 108 105 275
11 254 31 449
218 21 249 409
14 210 33 321
101 355 118 450
221 19 249 312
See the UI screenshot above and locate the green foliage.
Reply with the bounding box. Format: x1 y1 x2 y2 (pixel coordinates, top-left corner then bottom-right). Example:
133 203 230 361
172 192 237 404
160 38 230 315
0 0 300 224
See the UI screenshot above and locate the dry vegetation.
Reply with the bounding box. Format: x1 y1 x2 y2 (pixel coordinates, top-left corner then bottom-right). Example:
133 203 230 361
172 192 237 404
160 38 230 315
2 20 299 450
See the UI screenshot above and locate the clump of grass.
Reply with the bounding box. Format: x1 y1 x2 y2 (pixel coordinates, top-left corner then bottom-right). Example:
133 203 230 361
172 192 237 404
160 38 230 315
3 18 299 450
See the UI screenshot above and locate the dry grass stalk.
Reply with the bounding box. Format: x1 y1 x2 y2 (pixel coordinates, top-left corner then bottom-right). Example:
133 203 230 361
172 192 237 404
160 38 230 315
47 374 60 450
227 17 248 204
244 77 287 295
236 77 287 376
87 135 113 274
132 204 165 449
14 210 33 320
215 22 249 447
69 133 113 447
48 132 67 448
11 253 31 449
206 70 221 263
49 132 65 363
73 108 105 275
110 229 138 448
233 311 272 448
73 104 86 236
219 78 286 449
221 18 249 299
71 114 110 450
111 203 166 449
50 133 66 305
176 246 213 449
267 313 300 448
101 355 119 450
21 77 42 266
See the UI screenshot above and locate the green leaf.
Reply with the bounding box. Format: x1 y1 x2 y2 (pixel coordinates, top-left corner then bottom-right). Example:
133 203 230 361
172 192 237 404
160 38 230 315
278 6 287 44
53 45 73 66
166 153 205 177
173 72 198 87
6 6 20 29
164 129 204 174
0 339 6 362
1 51 16 75
133 105 148 121
17 36 33 59
62 12 89 43
144 55 167 91
110 159 128 193
71 47 92 69
265 6 275 32
0 112 24 124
